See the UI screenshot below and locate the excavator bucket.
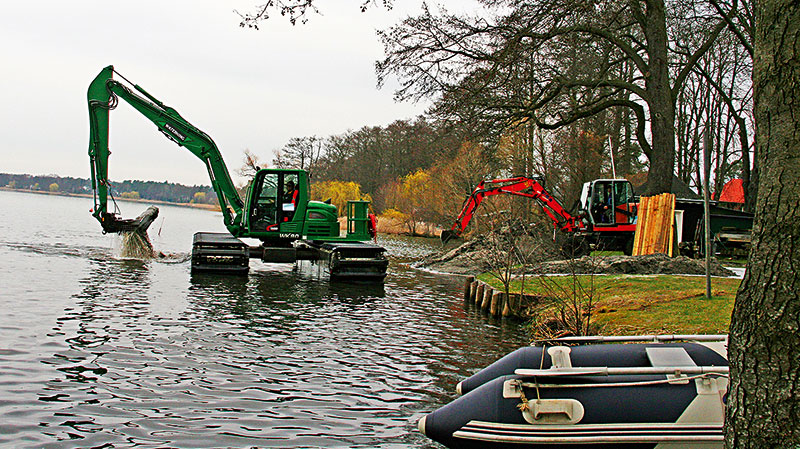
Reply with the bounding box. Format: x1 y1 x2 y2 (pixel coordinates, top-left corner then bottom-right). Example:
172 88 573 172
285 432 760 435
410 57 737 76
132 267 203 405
101 206 159 234
440 229 461 245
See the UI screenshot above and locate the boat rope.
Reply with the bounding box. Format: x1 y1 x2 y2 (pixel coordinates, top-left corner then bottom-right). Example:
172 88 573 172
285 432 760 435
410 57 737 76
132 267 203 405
513 378 546 414
519 372 728 390
514 379 531 412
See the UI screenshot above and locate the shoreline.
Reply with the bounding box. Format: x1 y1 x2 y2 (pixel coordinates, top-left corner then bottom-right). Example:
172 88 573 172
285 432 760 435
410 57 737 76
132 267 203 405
0 187 221 211
0 187 444 237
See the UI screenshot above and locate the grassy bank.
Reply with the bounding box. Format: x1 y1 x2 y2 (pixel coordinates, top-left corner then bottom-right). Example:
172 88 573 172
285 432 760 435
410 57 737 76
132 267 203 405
478 274 740 335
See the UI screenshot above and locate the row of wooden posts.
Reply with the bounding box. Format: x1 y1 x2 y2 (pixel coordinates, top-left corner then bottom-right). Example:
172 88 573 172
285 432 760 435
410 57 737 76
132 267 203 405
463 276 518 318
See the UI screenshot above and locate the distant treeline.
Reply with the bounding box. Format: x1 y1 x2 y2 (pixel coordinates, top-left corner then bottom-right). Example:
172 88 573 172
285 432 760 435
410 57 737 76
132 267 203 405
0 173 218 205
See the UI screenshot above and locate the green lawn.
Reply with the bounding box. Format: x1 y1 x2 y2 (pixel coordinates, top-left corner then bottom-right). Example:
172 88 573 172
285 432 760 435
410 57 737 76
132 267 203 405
479 273 740 335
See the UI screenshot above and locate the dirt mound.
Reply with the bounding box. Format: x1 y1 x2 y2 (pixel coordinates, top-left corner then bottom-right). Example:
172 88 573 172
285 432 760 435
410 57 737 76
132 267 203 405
416 224 736 277
415 221 561 274
415 235 494 274
521 253 735 277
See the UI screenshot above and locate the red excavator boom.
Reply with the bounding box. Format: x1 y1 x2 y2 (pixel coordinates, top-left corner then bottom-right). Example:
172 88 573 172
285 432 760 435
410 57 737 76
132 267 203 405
441 177 581 243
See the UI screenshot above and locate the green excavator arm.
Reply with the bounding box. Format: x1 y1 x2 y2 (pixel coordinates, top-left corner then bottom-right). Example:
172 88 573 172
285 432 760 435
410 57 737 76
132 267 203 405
87 65 244 235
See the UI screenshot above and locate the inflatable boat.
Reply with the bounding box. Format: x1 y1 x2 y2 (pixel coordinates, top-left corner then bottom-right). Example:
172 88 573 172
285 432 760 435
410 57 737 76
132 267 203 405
420 335 728 449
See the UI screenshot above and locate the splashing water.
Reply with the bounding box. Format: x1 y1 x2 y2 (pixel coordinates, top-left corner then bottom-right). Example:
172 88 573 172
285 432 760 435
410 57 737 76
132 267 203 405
120 230 154 259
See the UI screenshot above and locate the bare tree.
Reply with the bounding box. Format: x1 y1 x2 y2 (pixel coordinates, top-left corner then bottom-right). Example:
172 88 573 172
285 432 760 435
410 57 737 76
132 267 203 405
701 0 757 210
312 117 466 196
237 0 392 27
236 148 264 179
273 136 324 177
479 218 545 316
671 12 755 209
708 0 753 58
527 253 602 339
377 0 730 195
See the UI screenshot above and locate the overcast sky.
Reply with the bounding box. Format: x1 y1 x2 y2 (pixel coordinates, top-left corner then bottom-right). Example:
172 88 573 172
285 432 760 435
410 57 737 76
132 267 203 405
0 0 476 186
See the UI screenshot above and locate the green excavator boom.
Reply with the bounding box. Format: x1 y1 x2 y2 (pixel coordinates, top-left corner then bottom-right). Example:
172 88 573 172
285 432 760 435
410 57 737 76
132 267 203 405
87 65 244 235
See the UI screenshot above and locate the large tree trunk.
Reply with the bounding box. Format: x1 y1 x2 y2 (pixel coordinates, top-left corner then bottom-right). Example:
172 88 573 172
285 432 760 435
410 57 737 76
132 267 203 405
643 0 676 195
724 0 800 446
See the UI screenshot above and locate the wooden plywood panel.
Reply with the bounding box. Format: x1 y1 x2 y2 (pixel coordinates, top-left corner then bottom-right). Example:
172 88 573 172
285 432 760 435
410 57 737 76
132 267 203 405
632 193 676 256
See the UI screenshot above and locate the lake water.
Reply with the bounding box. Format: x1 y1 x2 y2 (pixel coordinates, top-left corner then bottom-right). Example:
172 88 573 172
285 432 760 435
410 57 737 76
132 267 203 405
0 190 529 448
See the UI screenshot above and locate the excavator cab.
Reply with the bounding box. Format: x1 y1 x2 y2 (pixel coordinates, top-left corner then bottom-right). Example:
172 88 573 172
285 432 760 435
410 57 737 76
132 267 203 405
582 179 636 226
246 169 307 238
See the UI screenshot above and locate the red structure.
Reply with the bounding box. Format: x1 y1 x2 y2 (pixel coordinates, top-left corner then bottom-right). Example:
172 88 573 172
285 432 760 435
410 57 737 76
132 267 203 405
718 179 745 209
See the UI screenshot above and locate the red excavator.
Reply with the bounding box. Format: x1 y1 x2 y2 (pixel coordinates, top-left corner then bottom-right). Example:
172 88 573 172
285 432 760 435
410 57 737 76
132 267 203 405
441 177 638 255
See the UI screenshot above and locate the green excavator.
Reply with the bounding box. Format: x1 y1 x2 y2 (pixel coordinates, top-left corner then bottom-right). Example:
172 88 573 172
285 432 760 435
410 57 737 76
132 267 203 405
87 65 387 280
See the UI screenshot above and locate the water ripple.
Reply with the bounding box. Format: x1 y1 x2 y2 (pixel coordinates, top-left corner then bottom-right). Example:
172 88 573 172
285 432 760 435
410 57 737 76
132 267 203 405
0 192 529 448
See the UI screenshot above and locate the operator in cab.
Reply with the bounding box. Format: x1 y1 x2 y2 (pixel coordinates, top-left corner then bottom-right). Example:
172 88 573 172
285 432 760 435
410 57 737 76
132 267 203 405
283 180 298 221
602 184 614 223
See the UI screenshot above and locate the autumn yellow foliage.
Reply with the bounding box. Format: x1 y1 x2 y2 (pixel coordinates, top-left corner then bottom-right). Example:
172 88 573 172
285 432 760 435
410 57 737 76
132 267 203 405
385 169 439 234
381 208 410 223
311 181 372 216
120 191 140 200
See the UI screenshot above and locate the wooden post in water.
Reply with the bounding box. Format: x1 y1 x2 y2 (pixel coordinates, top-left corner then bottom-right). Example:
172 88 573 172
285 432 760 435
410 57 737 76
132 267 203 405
481 287 492 311
502 292 512 317
463 276 475 302
475 283 485 306
490 292 501 316
469 281 478 303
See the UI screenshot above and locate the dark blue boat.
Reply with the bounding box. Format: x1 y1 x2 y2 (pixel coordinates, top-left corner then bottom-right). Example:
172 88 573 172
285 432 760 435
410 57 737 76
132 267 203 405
420 335 729 449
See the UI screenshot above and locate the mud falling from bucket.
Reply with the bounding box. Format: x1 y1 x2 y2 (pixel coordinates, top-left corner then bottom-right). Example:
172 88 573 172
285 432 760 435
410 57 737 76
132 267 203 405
120 230 154 259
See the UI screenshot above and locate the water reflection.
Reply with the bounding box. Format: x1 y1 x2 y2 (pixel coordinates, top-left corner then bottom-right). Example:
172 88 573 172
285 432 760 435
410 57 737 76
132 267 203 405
3 224 528 447
190 268 386 302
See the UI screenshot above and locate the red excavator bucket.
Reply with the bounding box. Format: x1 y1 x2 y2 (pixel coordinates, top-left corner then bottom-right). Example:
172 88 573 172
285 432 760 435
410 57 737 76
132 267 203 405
440 229 461 244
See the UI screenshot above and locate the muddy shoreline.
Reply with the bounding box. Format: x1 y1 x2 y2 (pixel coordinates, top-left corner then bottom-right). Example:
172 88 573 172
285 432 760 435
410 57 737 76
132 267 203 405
415 235 736 277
